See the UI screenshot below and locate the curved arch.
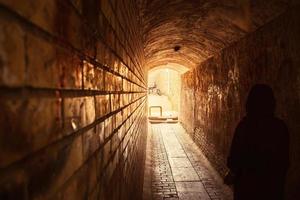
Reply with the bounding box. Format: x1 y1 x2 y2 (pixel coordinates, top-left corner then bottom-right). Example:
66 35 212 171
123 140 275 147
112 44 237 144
142 0 288 71
148 63 190 74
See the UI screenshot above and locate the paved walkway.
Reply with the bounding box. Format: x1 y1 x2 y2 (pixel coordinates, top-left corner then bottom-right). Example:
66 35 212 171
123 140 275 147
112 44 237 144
144 123 233 200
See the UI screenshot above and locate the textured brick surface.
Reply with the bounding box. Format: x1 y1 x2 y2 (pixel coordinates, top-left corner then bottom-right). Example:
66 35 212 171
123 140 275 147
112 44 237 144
0 0 147 200
0 17 25 86
180 9 300 200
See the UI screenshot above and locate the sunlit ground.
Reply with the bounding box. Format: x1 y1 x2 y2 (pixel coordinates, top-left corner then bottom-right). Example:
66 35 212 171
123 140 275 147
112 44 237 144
148 94 178 118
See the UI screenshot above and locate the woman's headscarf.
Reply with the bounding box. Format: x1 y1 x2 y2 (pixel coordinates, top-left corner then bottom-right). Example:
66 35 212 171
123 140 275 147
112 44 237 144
246 84 276 116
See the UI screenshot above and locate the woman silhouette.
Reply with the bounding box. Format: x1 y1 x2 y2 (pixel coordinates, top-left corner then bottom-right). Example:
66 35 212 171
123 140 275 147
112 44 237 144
226 84 289 200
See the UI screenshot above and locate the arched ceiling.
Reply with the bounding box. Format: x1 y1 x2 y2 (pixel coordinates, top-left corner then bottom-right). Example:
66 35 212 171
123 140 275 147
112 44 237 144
141 0 289 70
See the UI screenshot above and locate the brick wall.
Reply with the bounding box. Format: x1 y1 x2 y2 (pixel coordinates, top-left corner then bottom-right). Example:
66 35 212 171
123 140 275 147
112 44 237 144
180 70 194 134
0 0 147 200
180 7 300 200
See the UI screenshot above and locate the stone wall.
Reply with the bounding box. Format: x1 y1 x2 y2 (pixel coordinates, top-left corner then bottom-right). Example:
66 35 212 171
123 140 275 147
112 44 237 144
180 70 195 134
0 0 147 200
180 7 300 199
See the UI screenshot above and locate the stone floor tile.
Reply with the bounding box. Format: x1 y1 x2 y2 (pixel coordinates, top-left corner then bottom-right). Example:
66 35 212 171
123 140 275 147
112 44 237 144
175 181 205 192
177 192 211 200
169 157 193 168
148 123 233 200
172 167 200 181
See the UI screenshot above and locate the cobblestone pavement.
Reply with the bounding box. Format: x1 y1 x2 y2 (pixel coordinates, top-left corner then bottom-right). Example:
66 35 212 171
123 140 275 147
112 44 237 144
148 123 233 200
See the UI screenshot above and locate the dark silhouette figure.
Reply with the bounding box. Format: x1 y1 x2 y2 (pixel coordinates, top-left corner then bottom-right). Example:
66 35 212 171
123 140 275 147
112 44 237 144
226 84 289 200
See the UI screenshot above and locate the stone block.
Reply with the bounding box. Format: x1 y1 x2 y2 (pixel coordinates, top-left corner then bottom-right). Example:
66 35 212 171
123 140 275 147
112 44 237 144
62 97 85 134
122 79 128 91
104 72 114 91
119 94 124 107
26 33 59 88
56 3 84 50
118 125 126 141
82 128 99 161
0 97 62 167
87 155 98 194
81 27 96 58
123 94 129 106
105 162 114 184
82 97 95 126
25 135 84 199
104 117 113 139
63 96 94 134
116 111 123 128
0 0 57 34
83 61 95 90
102 45 113 68
115 76 122 91
59 164 87 200
111 94 120 112
57 48 82 89
111 115 116 131
95 41 105 63
119 63 127 77
0 18 25 86
112 56 120 73
96 122 105 146
95 148 104 178
110 133 119 155
128 93 133 102
94 67 104 91
103 141 111 168
95 95 110 119
112 150 120 174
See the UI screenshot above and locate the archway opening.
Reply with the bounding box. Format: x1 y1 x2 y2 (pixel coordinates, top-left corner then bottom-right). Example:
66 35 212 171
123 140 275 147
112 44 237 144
147 63 189 123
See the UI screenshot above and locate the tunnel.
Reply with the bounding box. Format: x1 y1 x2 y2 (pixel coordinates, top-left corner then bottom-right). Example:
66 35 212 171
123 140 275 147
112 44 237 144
0 0 299 200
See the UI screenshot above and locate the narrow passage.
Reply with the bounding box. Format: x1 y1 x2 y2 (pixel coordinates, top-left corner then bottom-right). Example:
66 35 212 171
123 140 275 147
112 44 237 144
145 123 233 200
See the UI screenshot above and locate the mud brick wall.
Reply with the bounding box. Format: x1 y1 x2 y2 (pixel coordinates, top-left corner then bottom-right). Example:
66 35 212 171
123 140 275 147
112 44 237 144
0 0 147 200
180 8 300 200
180 70 194 134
